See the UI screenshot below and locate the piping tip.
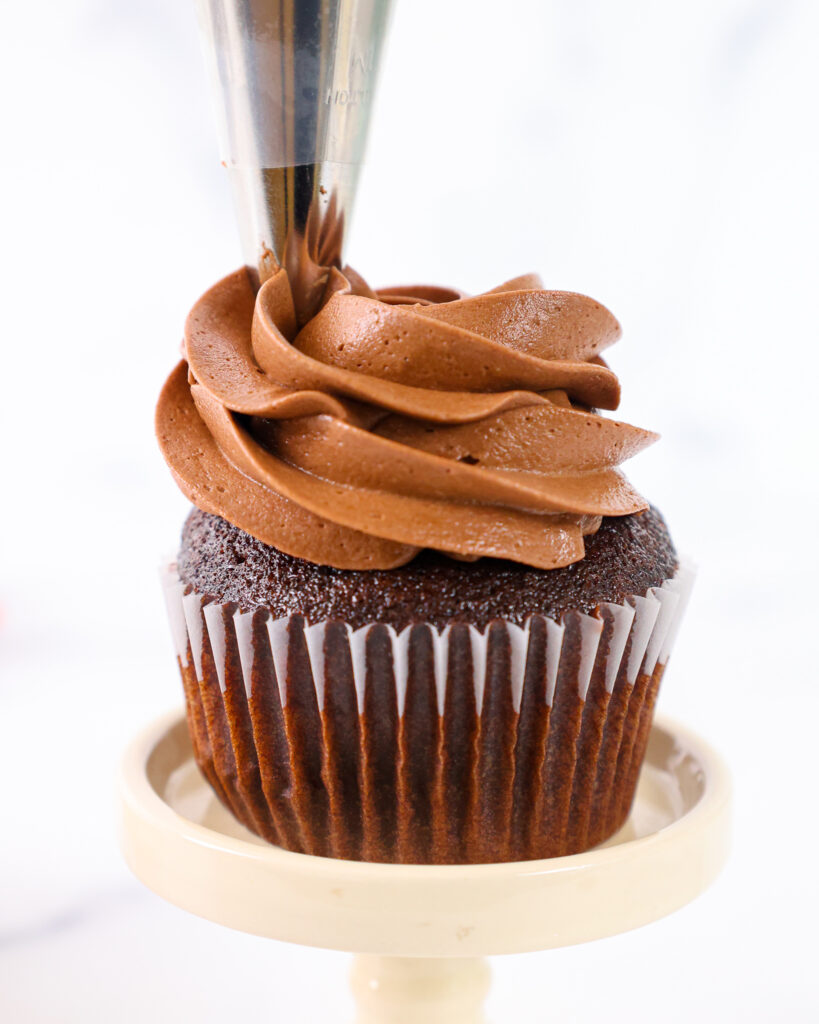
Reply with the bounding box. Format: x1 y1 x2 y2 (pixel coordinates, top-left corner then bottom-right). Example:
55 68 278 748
196 0 394 322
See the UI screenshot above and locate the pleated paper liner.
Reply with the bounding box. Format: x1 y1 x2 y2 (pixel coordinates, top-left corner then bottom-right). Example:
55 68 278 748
161 562 694 864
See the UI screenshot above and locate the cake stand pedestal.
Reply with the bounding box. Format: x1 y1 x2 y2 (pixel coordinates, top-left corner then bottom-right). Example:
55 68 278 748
118 711 730 1024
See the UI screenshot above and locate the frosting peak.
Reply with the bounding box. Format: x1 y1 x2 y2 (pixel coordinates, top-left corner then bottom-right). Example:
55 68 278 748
157 267 657 570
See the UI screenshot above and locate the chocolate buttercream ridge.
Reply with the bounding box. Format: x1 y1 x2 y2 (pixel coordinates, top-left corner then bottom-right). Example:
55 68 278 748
158 266 658 570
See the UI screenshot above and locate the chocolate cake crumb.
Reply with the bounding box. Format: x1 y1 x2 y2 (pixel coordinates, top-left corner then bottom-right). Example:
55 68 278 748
177 506 677 630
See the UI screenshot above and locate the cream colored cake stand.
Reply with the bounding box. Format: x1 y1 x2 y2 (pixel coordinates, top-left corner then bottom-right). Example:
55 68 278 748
118 711 731 1024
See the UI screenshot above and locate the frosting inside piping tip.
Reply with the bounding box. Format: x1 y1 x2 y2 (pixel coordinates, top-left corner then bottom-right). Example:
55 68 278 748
156 265 658 570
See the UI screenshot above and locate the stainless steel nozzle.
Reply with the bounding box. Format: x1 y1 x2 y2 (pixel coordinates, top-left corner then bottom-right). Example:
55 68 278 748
195 0 394 321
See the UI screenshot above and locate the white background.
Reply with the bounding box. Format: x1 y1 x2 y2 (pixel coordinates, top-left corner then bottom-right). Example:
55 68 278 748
2 0 818 1020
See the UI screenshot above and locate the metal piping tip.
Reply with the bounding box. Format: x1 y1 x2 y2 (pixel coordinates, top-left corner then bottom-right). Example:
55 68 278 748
196 0 394 322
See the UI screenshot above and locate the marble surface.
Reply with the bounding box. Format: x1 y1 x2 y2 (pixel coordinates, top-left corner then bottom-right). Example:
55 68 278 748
1 0 817 1020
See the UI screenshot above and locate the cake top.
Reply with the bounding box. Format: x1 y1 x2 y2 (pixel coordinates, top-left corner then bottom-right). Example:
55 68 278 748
178 505 677 628
157 266 657 570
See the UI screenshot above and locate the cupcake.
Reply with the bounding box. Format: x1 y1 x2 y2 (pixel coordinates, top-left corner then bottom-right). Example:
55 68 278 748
156 265 693 864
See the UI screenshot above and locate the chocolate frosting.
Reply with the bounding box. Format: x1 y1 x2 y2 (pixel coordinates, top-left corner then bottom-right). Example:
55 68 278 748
156 267 657 570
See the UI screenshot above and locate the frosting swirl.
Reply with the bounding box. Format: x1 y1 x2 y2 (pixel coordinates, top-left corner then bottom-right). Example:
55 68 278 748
156 267 657 570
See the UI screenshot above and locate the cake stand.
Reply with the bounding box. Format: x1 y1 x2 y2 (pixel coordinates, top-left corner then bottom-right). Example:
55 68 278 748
118 710 731 1023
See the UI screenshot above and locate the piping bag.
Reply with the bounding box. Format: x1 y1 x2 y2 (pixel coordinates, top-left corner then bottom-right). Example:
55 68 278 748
196 0 394 323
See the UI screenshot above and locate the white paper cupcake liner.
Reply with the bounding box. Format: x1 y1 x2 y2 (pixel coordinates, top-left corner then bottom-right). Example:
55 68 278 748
160 560 694 863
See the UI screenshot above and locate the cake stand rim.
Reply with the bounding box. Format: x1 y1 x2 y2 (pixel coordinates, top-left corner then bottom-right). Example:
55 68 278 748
118 708 731 954
119 708 729 876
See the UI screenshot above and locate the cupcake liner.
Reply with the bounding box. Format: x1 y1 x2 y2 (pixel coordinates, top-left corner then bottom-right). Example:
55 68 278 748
160 561 694 863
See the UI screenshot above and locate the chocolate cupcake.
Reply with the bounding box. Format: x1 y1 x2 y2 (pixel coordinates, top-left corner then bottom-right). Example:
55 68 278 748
157 266 693 863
